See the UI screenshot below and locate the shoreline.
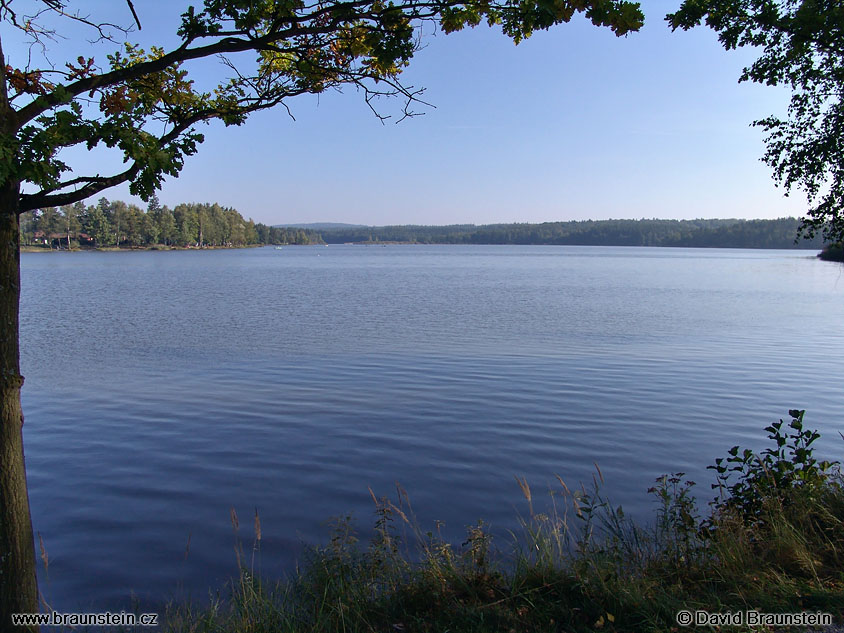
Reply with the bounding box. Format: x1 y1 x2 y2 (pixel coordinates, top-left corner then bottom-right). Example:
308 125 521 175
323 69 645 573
21 243 827 253
20 244 266 253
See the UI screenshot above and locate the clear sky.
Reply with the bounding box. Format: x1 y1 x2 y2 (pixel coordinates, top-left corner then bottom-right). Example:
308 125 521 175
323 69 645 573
6 0 806 226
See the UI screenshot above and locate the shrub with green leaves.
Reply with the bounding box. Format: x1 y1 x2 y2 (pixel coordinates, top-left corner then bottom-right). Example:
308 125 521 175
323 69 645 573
709 409 839 525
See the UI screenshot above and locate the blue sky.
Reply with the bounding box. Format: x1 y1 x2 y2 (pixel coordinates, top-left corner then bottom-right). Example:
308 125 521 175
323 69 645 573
6 1 804 226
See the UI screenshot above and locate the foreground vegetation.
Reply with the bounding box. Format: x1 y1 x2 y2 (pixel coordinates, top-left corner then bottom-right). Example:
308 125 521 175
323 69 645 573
166 410 843 632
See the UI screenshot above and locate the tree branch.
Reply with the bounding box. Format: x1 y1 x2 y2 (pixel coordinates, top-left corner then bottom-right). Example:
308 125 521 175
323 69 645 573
126 0 141 31
12 0 444 127
15 33 284 126
16 77 321 211
19 163 141 211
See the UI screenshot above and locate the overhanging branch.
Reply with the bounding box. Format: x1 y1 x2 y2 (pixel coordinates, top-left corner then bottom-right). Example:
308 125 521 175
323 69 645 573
13 0 391 127
18 163 141 211
15 79 321 211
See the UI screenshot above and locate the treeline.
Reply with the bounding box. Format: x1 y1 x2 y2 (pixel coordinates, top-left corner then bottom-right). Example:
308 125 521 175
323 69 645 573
20 197 322 249
312 218 825 249
23 205 826 251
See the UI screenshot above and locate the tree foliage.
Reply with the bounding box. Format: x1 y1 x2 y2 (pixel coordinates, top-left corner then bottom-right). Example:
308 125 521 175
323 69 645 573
2 0 643 213
667 0 844 243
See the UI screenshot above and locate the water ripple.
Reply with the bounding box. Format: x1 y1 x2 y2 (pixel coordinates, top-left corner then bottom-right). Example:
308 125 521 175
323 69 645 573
19 245 844 612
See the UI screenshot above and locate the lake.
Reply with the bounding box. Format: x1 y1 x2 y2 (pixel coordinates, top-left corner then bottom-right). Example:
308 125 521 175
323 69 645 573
19 244 844 613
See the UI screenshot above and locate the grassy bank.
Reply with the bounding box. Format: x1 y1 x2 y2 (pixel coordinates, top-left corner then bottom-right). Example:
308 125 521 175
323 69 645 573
166 410 843 632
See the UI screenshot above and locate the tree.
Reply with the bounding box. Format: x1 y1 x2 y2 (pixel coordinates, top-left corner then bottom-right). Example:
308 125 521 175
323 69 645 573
173 202 198 246
157 205 176 246
141 208 160 246
112 199 129 246
0 0 643 624
146 193 162 217
17 205 35 245
83 198 112 246
33 206 60 247
667 0 844 244
59 203 81 249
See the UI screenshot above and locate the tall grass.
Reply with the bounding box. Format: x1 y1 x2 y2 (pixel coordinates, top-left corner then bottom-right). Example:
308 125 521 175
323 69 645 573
165 410 844 632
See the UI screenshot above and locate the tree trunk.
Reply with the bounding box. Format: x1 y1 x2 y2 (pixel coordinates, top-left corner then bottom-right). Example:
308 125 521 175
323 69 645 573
0 28 39 632
0 180 38 630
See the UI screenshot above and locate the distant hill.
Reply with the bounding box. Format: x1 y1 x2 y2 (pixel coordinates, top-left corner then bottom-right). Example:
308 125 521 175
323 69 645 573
274 222 368 230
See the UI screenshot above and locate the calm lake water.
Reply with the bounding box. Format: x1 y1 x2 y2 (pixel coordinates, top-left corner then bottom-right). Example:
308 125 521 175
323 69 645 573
19 245 844 612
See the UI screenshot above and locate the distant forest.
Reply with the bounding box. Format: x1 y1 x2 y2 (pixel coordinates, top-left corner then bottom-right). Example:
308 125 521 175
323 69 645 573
20 197 323 248
309 218 824 249
21 202 825 251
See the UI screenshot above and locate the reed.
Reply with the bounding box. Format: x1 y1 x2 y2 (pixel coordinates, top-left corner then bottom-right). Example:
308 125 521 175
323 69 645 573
164 410 844 632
